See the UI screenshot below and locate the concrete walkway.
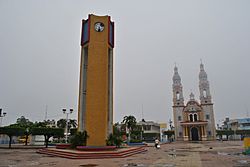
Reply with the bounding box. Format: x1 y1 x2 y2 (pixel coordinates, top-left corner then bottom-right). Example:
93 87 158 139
0 141 249 167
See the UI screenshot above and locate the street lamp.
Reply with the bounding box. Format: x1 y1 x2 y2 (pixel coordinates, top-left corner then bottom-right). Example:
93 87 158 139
169 119 173 130
62 108 73 143
0 108 7 127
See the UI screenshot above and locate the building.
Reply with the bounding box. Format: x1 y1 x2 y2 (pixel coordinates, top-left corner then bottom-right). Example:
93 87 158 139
228 118 250 131
172 63 216 141
78 14 115 146
44 119 56 128
221 117 230 130
117 120 161 142
219 117 250 140
228 118 250 140
137 120 160 142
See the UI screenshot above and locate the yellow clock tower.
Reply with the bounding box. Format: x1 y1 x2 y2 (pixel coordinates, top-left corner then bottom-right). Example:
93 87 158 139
78 14 114 146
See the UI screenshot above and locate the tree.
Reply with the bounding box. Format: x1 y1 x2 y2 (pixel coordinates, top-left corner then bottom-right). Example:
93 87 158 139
106 133 122 147
12 117 56 146
30 127 64 148
23 129 30 146
127 124 143 142
122 115 137 143
16 116 33 127
57 119 66 129
33 121 47 128
106 123 123 147
236 130 250 139
43 119 56 127
69 119 77 128
57 119 77 140
9 116 34 146
57 119 77 129
216 130 234 140
0 127 25 148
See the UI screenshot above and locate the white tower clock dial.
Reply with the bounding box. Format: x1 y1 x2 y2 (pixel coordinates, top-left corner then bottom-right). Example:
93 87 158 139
94 22 104 32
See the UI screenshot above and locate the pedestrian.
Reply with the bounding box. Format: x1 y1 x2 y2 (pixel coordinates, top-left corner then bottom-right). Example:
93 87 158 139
155 138 160 149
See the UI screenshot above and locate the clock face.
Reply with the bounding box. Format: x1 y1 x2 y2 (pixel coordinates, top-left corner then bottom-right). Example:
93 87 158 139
94 22 104 32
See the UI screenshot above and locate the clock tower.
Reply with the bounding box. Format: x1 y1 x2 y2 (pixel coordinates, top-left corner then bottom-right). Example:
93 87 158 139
78 14 114 146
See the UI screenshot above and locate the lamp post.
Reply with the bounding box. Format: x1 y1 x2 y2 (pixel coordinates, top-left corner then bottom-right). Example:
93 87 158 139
62 108 73 143
0 108 7 127
169 119 173 130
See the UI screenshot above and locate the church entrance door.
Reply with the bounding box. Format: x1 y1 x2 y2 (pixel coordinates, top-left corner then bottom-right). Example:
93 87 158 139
191 127 199 141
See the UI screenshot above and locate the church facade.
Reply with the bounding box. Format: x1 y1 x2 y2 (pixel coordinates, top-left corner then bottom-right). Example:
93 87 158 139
172 63 216 141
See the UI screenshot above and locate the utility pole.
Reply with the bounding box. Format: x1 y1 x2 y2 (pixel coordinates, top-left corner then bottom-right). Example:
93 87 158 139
44 105 48 121
62 108 73 143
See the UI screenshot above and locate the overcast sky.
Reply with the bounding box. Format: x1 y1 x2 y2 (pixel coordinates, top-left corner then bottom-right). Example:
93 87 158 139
0 0 250 127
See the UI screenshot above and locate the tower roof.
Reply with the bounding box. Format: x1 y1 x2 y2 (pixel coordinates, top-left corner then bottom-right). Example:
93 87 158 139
173 65 181 83
199 63 207 80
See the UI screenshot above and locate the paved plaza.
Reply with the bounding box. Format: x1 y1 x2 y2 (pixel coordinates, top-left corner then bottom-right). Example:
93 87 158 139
0 141 249 167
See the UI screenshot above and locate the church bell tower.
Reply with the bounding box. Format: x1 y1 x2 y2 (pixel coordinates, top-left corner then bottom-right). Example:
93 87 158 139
199 63 216 140
78 14 114 146
172 65 185 140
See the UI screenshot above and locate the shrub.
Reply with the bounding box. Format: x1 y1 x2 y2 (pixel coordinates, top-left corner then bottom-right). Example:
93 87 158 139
70 131 88 149
106 133 123 147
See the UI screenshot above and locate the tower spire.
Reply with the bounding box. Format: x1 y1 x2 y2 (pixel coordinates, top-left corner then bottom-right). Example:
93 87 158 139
199 62 212 104
172 65 184 106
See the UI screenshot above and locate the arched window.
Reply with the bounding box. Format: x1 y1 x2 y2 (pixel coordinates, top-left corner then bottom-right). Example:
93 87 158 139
194 114 198 121
176 92 180 100
189 114 193 122
203 90 207 98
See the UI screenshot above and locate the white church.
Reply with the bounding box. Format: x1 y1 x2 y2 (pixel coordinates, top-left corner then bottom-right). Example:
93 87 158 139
172 63 216 141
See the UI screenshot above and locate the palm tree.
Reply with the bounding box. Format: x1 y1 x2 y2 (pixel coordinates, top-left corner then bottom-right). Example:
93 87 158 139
57 119 77 140
69 119 77 128
122 115 137 143
57 119 67 129
57 119 77 129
